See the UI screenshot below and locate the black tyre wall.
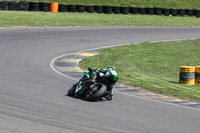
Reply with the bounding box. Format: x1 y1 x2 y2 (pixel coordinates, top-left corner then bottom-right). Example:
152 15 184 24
86 6 94 13
39 2 49 12
186 9 193 16
112 6 120 14
170 9 178 16
194 9 200 17
19 1 29 11
59 4 68 12
8 1 17 11
103 6 112 14
76 5 85 13
129 7 138 14
0 1 8 10
15 2 20 11
138 7 146 15
94 5 103 13
68 5 76 12
162 8 170 16
178 9 185 16
29 2 39 11
154 7 162 15
146 8 154 15
120 7 129 14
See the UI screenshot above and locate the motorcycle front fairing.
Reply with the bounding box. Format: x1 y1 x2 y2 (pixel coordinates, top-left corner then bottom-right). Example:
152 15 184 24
75 80 94 96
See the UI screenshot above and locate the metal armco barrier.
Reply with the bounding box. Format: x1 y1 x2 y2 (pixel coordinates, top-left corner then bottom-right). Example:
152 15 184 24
0 1 200 18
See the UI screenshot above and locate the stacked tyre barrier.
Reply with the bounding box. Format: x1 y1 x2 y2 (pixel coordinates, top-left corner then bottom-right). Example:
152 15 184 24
0 1 200 18
195 66 200 85
179 66 195 85
58 4 67 12
0 1 29 11
39 2 49 12
179 66 200 85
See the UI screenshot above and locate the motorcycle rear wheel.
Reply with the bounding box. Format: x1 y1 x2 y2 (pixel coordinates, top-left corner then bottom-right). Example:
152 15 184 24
85 84 107 101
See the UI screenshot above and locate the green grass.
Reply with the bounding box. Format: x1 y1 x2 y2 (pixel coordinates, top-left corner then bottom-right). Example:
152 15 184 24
80 39 200 102
3 0 200 9
1 11 200 27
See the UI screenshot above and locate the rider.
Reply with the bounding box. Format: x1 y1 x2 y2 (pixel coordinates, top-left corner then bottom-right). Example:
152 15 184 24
68 66 118 100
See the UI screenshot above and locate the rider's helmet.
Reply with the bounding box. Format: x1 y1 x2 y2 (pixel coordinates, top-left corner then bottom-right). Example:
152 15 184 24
107 65 118 82
106 65 115 71
106 65 117 76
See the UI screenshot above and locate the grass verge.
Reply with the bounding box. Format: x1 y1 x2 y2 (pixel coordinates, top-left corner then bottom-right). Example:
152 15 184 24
1 11 200 27
80 39 200 102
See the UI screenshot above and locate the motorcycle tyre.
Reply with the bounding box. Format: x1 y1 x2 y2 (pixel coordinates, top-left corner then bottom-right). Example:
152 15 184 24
85 84 107 101
67 86 76 96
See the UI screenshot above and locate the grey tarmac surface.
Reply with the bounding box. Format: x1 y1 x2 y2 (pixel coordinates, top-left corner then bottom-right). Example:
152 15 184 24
0 26 200 133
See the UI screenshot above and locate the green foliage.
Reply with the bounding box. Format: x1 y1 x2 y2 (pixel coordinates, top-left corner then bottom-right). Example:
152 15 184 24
80 39 200 101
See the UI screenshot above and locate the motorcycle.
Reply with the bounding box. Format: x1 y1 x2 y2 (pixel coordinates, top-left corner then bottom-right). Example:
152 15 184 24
67 72 119 101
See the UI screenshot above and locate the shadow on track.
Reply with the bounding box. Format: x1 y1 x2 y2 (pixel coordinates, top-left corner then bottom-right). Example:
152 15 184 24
65 94 108 102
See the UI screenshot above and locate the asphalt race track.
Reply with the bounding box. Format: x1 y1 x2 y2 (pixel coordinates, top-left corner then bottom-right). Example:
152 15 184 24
1 27 200 133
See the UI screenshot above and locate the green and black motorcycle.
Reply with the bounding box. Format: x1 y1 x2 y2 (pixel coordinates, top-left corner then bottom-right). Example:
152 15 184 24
67 72 119 101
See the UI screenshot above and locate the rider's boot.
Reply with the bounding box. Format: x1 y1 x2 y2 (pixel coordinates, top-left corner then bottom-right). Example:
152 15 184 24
104 93 113 100
104 85 115 100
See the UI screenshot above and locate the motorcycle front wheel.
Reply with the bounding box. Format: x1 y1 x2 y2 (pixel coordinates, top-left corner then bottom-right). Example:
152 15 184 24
67 85 76 96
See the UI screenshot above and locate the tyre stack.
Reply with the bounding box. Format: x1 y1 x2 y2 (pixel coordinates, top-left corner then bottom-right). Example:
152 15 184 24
86 6 94 13
138 7 146 15
177 9 185 17
186 9 193 16
29 2 39 11
195 66 200 85
146 8 154 15
103 6 112 14
154 7 162 15
19 1 29 11
15 1 20 11
58 4 68 12
120 7 129 14
112 6 120 14
39 2 49 12
179 66 195 85
162 8 170 16
129 7 138 14
193 10 200 18
76 5 85 13
170 9 178 16
0 1 9 10
94 5 103 13
68 5 76 12
8 1 18 11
